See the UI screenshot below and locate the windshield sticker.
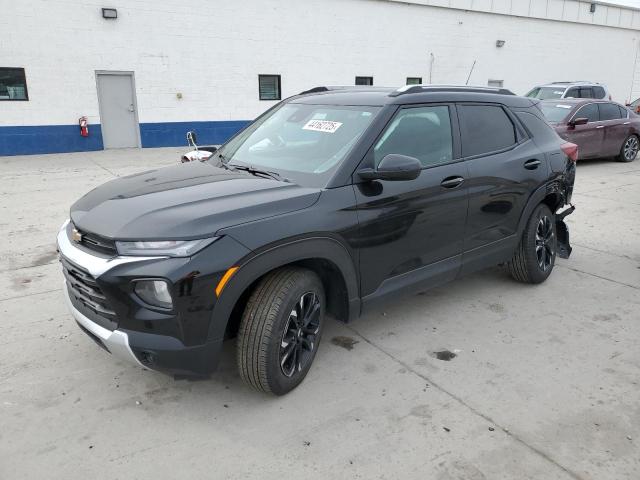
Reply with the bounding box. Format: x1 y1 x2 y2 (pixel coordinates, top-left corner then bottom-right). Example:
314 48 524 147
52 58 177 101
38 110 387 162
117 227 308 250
556 104 572 109
303 120 343 133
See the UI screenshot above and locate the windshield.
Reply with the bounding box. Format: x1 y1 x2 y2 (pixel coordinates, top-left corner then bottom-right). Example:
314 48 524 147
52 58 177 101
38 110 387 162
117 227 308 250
216 103 382 187
539 103 574 123
526 86 566 100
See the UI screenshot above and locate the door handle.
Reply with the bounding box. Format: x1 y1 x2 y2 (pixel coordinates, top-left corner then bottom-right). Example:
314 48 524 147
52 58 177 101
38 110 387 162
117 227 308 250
624 122 631 125
596 125 605 129
524 159 540 170
128 104 135 113
440 176 464 188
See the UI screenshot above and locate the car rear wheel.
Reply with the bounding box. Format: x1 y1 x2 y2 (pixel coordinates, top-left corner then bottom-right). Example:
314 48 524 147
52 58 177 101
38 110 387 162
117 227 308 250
237 267 325 395
508 204 557 284
617 134 639 162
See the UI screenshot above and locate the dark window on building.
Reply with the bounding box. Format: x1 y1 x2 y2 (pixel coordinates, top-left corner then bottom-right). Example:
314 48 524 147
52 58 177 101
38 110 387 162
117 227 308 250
258 75 281 101
406 77 422 85
573 103 599 122
598 102 623 121
374 106 453 168
593 86 606 98
488 79 504 88
0 67 28 101
355 76 373 86
458 104 517 157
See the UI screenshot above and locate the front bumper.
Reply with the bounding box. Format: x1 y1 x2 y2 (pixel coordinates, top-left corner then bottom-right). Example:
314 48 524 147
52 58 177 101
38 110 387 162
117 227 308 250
56 220 244 376
62 281 146 368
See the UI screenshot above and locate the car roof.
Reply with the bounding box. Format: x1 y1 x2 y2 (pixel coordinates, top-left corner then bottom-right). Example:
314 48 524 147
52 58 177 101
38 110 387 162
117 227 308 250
290 85 535 108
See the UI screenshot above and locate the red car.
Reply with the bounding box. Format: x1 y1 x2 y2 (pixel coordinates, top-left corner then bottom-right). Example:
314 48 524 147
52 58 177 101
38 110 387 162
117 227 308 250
539 99 639 162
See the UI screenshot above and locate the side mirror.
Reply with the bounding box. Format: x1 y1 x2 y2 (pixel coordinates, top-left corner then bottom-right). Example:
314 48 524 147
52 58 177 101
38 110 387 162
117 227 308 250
568 117 588 128
186 131 198 147
359 154 422 182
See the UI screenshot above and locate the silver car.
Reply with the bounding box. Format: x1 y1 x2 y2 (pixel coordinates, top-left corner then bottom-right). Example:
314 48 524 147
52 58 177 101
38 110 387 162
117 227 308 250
525 81 610 101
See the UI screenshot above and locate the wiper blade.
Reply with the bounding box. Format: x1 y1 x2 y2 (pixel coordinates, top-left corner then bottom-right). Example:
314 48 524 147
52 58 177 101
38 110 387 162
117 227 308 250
228 164 290 183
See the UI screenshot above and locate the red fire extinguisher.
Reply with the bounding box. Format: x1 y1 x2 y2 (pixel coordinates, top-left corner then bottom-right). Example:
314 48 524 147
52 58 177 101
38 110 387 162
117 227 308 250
79 116 89 137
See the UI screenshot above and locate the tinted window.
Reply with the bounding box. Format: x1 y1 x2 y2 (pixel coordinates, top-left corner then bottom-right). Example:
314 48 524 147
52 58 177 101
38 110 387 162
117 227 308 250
593 86 606 98
516 111 561 144
599 103 623 121
355 76 373 86
458 105 516 157
618 106 629 118
574 104 599 122
580 88 594 98
374 106 453 168
565 87 580 98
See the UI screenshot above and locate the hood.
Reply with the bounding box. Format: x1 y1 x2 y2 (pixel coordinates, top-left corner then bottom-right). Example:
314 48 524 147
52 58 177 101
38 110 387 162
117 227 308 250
71 161 321 240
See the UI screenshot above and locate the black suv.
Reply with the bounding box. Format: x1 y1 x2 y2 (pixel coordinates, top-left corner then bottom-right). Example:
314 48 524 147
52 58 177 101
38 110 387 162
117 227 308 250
58 85 576 395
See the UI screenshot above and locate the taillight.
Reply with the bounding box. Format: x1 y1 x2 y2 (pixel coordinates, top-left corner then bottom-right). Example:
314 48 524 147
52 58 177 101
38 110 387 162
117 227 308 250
561 142 578 162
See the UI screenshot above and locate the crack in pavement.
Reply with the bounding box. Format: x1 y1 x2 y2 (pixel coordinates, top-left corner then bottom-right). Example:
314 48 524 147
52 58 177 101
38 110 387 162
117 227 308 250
556 264 639 290
0 288 61 303
344 323 586 480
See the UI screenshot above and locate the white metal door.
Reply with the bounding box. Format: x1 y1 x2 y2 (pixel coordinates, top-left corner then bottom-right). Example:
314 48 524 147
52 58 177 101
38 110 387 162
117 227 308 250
96 72 140 149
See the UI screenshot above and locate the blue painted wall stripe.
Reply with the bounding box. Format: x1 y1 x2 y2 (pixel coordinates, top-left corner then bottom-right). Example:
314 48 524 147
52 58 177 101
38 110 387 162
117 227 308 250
0 124 104 156
0 120 249 156
139 120 249 148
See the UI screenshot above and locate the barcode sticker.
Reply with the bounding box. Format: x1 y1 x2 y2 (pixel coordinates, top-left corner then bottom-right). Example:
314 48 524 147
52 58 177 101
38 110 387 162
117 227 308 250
303 120 343 133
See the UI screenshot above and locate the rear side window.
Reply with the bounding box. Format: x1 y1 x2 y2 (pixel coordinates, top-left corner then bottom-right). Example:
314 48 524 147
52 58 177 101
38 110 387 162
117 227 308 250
599 103 623 121
374 106 453 167
574 103 599 122
516 111 561 144
565 87 579 98
593 86 606 99
566 87 593 99
458 105 516 157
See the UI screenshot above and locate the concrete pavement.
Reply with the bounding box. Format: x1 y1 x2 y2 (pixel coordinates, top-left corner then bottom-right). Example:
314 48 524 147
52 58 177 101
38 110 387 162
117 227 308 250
1 148 638 479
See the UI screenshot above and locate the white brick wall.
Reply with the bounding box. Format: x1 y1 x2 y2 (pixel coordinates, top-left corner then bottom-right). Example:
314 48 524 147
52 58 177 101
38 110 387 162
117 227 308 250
1 0 640 127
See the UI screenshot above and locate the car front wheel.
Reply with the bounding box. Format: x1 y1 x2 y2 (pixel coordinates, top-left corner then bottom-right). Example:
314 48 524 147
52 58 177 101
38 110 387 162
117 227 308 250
237 267 325 395
508 204 557 284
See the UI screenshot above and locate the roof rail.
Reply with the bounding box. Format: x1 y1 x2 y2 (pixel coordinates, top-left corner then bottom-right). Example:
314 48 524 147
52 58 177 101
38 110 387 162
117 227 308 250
389 84 515 97
550 81 597 84
298 85 394 95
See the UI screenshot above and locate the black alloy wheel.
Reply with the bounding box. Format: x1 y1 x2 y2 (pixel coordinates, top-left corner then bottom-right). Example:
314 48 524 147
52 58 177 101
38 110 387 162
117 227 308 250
279 292 321 377
535 214 555 272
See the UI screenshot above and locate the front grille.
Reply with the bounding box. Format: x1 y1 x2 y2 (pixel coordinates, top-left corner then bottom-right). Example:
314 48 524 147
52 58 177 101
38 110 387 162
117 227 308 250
71 224 117 256
61 256 116 322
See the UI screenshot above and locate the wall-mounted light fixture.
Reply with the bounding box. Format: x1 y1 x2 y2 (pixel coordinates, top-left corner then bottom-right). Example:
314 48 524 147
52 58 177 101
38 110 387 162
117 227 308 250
496 40 506 48
590 3 596 13
102 8 118 19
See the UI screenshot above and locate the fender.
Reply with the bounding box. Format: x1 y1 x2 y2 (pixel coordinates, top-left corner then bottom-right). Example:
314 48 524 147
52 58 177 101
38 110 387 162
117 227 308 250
516 180 563 235
206 236 360 342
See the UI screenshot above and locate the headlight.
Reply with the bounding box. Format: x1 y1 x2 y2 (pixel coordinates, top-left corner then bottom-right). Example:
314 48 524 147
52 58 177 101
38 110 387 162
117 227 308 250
116 237 218 257
134 280 172 309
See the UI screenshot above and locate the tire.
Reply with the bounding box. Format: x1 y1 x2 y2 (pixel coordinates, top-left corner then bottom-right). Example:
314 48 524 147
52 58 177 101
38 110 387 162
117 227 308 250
237 267 325 395
508 204 557 284
617 134 639 162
